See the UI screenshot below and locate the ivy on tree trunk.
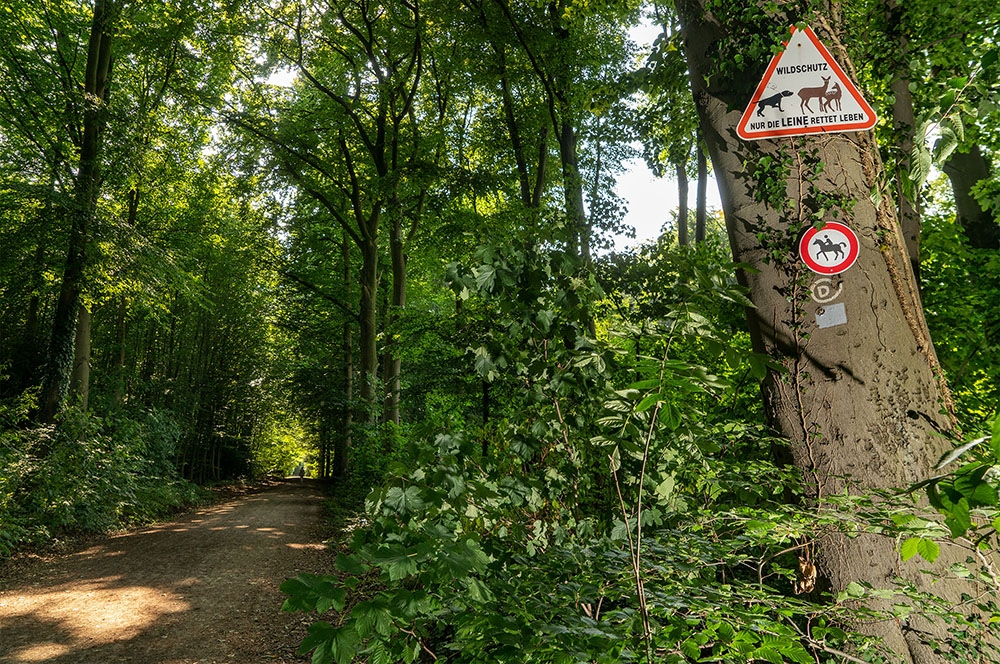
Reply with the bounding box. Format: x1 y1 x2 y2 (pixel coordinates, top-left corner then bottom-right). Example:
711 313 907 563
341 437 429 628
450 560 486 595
674 2 984 660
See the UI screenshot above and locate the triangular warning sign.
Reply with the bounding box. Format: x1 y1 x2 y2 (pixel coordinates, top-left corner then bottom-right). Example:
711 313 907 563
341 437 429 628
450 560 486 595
737 25 877 141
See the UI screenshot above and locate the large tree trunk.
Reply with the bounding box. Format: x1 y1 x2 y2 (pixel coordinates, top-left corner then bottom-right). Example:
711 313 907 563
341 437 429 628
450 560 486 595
39 0 113 422
943 144 1000 250
676 5 977 662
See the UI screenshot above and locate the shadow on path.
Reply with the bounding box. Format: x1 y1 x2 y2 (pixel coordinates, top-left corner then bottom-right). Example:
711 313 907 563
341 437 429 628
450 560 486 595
0 480 332 664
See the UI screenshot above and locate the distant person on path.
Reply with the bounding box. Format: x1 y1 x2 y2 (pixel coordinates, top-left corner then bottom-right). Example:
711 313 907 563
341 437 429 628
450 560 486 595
293 463 305 480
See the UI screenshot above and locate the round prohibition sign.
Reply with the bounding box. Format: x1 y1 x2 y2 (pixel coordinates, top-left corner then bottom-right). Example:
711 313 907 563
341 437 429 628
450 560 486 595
798 221 859 275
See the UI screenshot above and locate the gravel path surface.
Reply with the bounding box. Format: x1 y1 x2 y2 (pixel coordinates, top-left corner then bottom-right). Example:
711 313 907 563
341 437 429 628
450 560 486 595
0 480 332 664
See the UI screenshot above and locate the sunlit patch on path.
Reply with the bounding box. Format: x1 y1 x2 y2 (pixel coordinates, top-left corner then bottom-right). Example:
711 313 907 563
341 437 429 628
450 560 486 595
0 481 332 664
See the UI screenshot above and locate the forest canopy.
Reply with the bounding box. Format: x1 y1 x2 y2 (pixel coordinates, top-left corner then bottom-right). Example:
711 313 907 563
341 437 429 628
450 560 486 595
1 0 1000 662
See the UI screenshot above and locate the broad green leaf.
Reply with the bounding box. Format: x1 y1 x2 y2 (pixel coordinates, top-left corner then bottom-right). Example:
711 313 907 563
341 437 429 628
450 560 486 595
900 537 919 561
634 392 661 413
845 581 864 597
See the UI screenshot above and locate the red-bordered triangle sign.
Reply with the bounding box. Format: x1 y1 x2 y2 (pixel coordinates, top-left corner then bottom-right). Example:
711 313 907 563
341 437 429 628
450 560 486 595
737 25 877 141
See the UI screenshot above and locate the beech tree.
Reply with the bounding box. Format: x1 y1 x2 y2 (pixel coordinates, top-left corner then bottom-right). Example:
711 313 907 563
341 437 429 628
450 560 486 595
674 2 988 661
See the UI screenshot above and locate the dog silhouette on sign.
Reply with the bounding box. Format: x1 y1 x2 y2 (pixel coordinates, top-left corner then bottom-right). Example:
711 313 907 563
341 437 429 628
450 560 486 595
812 235 846 262
756 90 793 116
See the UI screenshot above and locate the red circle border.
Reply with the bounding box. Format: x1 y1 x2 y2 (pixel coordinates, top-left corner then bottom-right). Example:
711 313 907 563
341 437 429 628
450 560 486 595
799 222 859 275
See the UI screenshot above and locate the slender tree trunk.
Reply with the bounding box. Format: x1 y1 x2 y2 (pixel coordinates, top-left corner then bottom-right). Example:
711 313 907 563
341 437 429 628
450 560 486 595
39 0 114 422
334 235 353 478
676 158 689 246
111 296 128 406
383 206 406 425
676 6 977 662
69 304 91 412
557 120 587 260
359 226 379 422
695 138 708 243
943 144 1000 250
886 0 921 283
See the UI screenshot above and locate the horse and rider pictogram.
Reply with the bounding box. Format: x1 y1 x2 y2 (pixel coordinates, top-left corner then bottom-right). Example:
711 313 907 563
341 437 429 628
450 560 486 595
812 234 847 261
798 222 859 275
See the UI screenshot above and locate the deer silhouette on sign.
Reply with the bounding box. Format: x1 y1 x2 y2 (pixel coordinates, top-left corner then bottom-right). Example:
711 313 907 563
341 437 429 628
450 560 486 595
812 234 846 262
821 82 842 112
798 76 830 113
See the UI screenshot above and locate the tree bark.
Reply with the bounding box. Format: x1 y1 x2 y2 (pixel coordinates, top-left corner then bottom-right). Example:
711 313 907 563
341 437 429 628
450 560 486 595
886 0 921 283
676 158 689 246
676 5 975 661
359 226 378 423
334 234 353 478
39 0 114 422
383 207 405 426
943 144 1000 250
557 119 588 260
69 304 91 412
695 138 708 243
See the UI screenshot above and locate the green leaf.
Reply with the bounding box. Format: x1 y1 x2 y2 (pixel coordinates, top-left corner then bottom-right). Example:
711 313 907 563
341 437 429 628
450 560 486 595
473 264 496 291
635 392 661 413
609 446 623 472
900 537 919 561
944 498 971 538
845 581 865 597
384 486 426 516
917 538 940 563
934 127 959 165
334 553 368 576
660 401 681 429
910 142 932 189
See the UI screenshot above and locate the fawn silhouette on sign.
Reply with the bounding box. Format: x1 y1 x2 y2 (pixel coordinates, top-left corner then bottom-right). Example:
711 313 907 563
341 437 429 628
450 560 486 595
812 235 846 262
798 76 830 113
821 82 842 112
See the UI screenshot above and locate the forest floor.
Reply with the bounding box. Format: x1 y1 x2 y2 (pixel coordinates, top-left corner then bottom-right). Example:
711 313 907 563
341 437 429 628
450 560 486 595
0 479 335 664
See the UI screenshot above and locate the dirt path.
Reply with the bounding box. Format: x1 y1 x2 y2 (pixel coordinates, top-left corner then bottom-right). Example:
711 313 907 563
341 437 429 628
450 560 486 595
0 480 333 664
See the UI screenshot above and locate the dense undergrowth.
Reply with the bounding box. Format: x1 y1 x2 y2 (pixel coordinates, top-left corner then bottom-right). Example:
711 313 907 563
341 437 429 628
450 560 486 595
282 238 1000 663
0 396 207 558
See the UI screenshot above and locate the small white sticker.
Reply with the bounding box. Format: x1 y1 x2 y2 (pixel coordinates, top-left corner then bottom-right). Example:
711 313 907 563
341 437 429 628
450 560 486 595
815 302 847 328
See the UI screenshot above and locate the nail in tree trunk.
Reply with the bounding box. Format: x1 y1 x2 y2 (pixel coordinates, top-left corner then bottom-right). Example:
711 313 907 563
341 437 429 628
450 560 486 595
39 0 114 422
675 4 983 661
